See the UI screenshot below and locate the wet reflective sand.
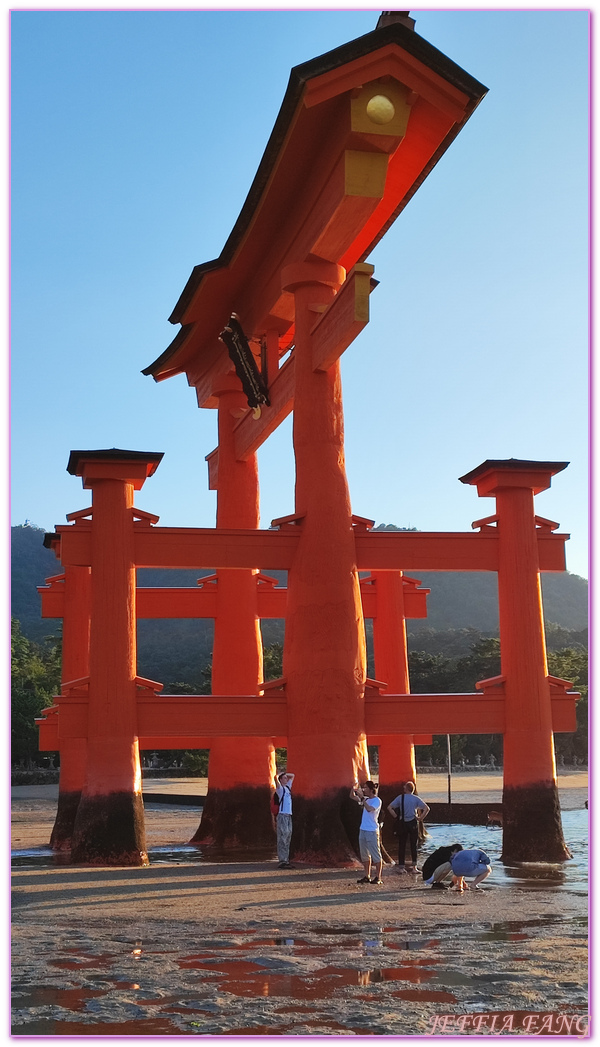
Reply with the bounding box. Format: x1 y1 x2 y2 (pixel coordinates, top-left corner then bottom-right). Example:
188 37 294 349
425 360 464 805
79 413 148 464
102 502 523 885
11 811 588 1036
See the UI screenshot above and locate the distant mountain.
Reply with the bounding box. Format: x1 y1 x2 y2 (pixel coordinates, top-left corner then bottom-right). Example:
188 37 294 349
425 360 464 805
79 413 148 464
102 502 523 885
407 570 588 634
12 524 588 681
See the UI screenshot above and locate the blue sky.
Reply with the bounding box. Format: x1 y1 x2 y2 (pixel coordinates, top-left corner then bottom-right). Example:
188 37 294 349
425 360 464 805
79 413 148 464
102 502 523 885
10 8 589 579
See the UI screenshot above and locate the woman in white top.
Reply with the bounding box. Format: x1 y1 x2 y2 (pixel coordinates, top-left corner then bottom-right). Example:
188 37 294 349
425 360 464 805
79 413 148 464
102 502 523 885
350 781 383 885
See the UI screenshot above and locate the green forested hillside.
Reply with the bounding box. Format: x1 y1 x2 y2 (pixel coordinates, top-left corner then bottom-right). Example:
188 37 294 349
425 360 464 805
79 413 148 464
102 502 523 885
12 523 588 685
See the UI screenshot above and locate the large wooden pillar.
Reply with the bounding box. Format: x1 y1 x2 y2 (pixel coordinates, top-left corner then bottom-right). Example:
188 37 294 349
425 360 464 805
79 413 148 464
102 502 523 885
50 564 91 850
460 459 571 862
69 450 162 866
282 259 369 864
191 382 276 853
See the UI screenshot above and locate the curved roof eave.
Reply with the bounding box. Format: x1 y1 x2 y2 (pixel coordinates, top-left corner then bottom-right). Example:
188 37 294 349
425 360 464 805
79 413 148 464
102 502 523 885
144 20 487 380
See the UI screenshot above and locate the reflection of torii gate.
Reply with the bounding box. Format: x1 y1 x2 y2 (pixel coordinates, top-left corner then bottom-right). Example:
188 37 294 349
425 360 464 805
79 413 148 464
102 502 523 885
37 13 578 866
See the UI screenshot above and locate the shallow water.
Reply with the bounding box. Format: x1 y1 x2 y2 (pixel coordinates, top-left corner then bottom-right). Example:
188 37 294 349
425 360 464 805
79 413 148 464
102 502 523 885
11 810 588 894
418 810 587 892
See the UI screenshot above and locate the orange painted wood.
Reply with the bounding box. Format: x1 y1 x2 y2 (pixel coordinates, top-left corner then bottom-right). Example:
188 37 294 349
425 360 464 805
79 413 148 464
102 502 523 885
495 485 558 787
232 355 295 462
460 463 571 811
303 45 470 119
311 264 374 373
355 531 567 572
206 390 275 794
41 583 286 620
54 565 91 818
37 691 576 749
56 522 567 573
40 580 435 622
146 28 485 391
84 476 141 797
56 525 300 570
372 570 416 782
280 262 371 802
139 695 286 739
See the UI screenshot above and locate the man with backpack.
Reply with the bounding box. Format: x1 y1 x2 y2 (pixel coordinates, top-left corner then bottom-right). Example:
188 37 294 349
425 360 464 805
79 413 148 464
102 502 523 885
272 771 295 869
387 781 430 874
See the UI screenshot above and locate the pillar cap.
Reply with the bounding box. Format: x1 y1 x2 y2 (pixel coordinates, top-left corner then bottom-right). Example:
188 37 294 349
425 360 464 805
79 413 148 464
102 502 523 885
459 458 568 496
281 260 345 293
67 449 164 490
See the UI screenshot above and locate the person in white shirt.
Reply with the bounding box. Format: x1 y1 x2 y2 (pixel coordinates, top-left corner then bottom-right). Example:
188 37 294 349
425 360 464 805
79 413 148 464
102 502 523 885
350 781 384 885
274 771 295 869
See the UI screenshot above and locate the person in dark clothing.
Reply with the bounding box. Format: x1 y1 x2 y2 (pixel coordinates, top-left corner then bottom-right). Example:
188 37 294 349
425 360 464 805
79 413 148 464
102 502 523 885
387 781 430 873
421 843 463 889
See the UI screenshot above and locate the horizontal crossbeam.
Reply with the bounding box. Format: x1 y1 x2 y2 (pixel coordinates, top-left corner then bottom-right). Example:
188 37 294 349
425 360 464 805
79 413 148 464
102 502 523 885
37 689 578 749
38 578 428 620
55 525 568 572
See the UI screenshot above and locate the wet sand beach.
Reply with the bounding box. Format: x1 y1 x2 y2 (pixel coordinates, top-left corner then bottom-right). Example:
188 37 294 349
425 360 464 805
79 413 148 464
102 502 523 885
11 772 588 1037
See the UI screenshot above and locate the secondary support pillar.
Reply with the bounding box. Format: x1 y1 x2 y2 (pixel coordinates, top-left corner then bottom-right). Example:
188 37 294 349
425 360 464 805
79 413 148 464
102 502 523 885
69 449 163 865
371 570 418 851
282 260 369 864
50 564 91 851
372 570 417 788
191 383 276 854
460 459 571 862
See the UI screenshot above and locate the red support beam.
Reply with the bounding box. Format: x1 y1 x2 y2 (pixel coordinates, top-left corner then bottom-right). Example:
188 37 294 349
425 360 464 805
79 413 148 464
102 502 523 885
55 524 568 573
232 356 295 462
37 688 577 750
39 576 429 621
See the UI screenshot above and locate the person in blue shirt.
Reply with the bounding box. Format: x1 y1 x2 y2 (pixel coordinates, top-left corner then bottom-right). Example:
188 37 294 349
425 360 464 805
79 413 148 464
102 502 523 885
387 781 430 874
450 847 492 891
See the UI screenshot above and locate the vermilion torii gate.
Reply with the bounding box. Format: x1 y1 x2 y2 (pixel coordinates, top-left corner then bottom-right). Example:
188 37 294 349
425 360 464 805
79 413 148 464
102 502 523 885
37 13 578 866
37 450 577 864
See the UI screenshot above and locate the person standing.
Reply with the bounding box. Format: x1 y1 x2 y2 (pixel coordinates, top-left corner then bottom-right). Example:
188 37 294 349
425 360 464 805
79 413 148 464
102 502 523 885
388 781 430 873
273 771 295 869
350 781 384 884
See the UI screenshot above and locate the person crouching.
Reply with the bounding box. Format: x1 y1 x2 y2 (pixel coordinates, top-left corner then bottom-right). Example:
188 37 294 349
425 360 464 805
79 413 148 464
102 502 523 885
450 847 492 891
421 843 463 890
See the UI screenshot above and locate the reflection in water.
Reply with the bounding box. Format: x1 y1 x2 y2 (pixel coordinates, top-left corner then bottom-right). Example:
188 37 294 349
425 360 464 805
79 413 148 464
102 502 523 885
11 1017 184 1036
502 864 567 887
12 919 587 1038
419 810 587 892
11 811 587 1036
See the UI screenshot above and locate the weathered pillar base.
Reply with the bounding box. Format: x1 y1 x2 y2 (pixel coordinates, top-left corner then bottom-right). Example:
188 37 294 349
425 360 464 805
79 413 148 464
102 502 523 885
190 785 276 857
50 791 81 851
501 781 571 862
288 789 364 867
70 792 148 866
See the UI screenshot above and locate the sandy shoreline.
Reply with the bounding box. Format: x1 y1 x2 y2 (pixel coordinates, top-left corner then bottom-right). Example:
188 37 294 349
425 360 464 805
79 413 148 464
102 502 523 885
11 772 588 1037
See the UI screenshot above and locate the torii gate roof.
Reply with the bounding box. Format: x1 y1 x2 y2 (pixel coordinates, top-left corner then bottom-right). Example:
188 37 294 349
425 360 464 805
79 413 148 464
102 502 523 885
143 17 487 401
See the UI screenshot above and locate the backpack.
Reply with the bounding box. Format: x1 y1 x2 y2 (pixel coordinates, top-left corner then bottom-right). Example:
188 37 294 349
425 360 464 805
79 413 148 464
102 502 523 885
270 791 281 817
